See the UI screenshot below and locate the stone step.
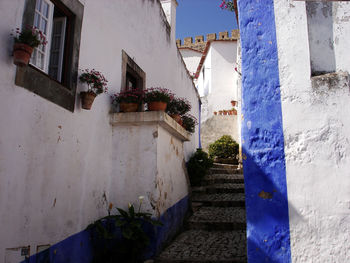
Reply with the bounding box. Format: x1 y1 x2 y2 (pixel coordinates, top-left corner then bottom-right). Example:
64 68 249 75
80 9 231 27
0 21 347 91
202 174 244 185
186 207 246 231
155 229 247 263
210 168 242 175
192 184 245 194
192 193 245 207
213 163 240 169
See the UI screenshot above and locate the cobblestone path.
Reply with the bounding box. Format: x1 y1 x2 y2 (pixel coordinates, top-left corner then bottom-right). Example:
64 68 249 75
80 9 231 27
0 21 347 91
155 163 247 263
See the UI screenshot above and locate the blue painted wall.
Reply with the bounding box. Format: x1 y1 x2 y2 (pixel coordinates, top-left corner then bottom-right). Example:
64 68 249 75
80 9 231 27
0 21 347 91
237 0 291 262
21 196 189 263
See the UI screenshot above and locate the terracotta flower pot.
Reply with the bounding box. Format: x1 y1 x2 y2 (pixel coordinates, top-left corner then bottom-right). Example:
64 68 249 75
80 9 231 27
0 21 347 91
230 100 237 107
148 101 167 111
232 109 238 115
214 112 217 115
80 91 96 110
219 111 223 115
171 114 183 125
228 110 233 115
223 111 228 115
120 102 138 112
13 43 34 67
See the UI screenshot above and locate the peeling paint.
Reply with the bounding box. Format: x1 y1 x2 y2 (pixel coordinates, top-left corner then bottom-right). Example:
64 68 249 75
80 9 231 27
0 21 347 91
258 190 273 200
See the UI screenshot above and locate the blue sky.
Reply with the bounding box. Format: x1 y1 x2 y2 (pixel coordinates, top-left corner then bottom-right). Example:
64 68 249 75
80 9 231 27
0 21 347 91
175 0 238 41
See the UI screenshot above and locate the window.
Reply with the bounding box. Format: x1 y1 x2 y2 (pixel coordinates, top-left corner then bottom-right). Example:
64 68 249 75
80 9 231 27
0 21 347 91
15 0 84 111
121 50 146 110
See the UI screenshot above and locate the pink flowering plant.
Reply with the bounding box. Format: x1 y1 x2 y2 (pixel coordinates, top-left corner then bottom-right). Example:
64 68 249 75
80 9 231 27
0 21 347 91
144 87 174 104
12 26 47 48
182 114 198 134
167 97 191 116
112 88 144 105
79 69 108 95
219 0 235 12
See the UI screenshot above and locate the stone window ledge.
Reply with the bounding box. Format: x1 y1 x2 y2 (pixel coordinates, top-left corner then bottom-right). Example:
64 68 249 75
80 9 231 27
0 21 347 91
110 111 190 142
311 71 349 91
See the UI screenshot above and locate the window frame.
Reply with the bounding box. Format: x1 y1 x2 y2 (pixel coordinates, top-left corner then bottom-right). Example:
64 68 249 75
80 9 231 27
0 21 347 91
121 50 146 111
15 0 84 112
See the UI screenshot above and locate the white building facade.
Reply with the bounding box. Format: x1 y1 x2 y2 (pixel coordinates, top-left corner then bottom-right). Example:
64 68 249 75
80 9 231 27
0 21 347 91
178 32 241 152
0 0 200 262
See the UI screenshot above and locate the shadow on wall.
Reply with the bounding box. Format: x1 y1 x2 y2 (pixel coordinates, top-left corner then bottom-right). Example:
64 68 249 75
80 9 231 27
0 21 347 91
306 2 336 76
242 147 304 262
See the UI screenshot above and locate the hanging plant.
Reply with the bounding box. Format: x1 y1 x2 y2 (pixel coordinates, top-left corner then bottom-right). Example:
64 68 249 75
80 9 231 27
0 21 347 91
79 69 108 110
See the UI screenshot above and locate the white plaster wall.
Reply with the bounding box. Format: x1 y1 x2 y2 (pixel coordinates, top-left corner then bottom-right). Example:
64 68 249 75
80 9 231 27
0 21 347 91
156 127 189 215
179 49 202 77
0 0 199 260
197 47 212 98
111 124 188 217
198 41 238 123
274 1 350 262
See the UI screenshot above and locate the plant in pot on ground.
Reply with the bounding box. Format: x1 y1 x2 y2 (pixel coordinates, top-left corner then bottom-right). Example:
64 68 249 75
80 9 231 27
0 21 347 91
12 26 47 67
208 135 239 164
181 114 198 134
79 69 108 110
87 197 163 263
166 97 191 124
112 88 144 112
187 148 213 186
144 87 174 111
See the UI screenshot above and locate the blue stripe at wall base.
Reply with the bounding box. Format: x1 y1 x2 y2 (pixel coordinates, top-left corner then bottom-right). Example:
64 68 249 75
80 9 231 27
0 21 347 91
22 196 189 263
237 0 291 262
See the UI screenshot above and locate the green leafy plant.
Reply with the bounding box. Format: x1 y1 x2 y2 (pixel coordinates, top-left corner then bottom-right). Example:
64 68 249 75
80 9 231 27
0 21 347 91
208 135 239 159
12 26 47 48
167 97 191 115
79 69 108 96
87 197 162 263
143 87 174 104
181 114 198 133
187 149 213 186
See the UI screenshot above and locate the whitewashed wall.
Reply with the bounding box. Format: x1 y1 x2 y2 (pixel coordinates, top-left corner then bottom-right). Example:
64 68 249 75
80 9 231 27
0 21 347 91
179 49 202 77
274 1 350 262
197 41 238 123
0 0 199 261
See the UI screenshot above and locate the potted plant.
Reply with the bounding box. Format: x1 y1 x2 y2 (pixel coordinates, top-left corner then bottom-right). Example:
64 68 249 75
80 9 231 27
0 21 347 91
219 110 223 115
79 69 108 110
12 26 47 67
112 88 144 112
223 110 228 115
166 97 191 124
214 111 218 115
144 87 174 111
181 114 198 134
87 197 162 263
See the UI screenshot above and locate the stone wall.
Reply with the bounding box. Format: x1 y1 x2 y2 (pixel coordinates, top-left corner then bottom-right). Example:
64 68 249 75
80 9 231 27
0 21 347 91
200 115 239 154
176 30 239 52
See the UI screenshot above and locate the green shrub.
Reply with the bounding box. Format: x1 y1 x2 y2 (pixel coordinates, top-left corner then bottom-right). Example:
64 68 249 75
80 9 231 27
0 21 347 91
187 148 213 186
208 135 239 159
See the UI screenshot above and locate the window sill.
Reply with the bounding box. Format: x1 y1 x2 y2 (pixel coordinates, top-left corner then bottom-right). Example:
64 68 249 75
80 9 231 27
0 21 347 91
311 71 349 91
110 111 191 142
15 65 76 111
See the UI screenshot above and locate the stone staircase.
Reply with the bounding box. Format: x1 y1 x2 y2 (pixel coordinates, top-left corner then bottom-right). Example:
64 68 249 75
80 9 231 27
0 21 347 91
155 163 247 263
